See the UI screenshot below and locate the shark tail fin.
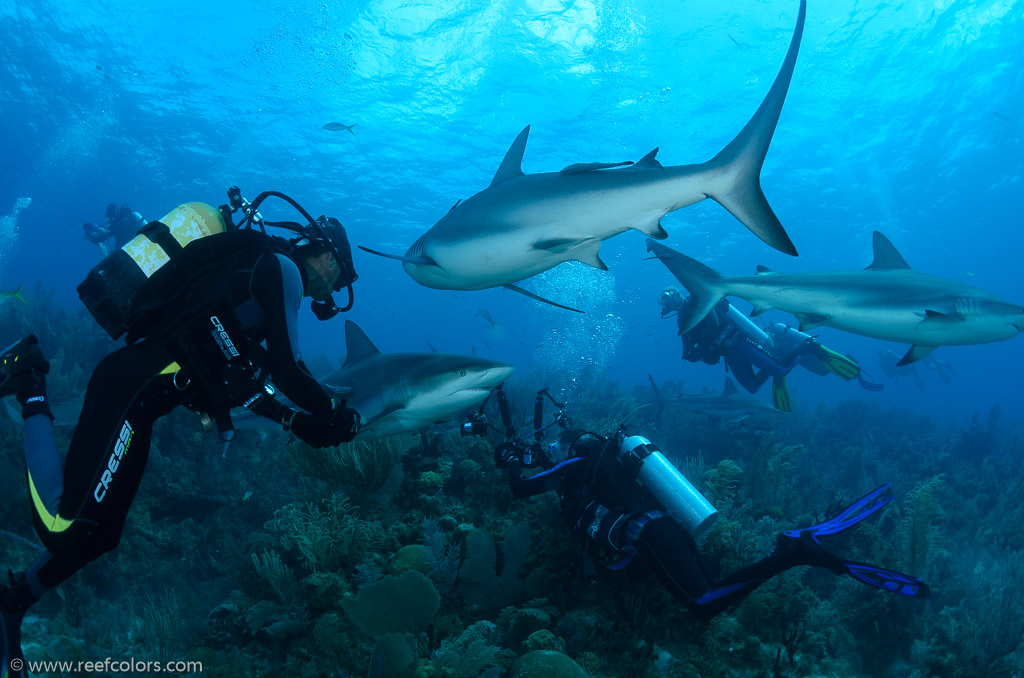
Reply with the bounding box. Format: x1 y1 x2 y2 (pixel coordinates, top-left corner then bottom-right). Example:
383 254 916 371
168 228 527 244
645 239 726 334
703 0 805 257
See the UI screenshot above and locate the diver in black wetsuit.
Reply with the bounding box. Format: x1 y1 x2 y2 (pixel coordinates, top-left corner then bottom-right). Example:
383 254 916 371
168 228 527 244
498 429 929 622
0 194 361 678
658 287 881 410
83 203 148 256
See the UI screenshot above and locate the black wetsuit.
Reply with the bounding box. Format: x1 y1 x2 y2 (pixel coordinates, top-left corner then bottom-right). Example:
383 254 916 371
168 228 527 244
676 299 808 394
23 250 339 590
508 437 801 622
83 208 146 252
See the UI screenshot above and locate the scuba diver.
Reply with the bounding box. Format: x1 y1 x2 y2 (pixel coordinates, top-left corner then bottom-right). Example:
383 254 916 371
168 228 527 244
0 188 361 678
497 427 929 622
658 286 882 411
83 203 147 257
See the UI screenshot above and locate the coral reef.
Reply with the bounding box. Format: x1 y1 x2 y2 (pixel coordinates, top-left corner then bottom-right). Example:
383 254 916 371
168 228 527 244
3 295 1024 677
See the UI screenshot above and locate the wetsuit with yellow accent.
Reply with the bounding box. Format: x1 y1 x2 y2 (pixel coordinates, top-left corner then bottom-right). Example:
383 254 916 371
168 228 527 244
676 298 845 394
506 436 815 622
20 249 345 592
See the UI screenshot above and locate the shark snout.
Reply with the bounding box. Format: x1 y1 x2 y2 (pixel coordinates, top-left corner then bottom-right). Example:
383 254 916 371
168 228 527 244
482 364 516 387
461 364 515 391
402 236 454 287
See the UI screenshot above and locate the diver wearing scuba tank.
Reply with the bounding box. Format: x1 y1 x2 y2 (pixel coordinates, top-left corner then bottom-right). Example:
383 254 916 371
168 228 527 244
658 287 879 411
1 188 362 676
500 428 929 621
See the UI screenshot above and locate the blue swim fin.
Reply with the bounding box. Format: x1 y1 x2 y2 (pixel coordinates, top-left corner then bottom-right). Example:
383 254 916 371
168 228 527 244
842 560 930 598
784 482 893 539
781 483 930 598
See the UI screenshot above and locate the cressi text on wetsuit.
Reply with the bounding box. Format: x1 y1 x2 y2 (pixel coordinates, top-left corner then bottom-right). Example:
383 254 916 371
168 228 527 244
21 250 341 590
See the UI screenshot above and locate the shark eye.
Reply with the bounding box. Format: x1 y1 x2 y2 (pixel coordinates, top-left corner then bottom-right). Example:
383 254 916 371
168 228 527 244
460 370 467 377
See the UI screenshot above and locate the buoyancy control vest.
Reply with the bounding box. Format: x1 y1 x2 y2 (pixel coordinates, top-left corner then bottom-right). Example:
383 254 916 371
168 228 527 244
78 202 230 341
77 203 296 440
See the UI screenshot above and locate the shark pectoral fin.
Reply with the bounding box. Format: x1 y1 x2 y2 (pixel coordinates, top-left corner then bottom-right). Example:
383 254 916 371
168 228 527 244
532 237 593 254
532 237 575 252
560 161 634 173
503 284 584 313
796 313 830 332
362 404 406 428
916 309 963 329
532 238 607 270
897 345 938 366
357 245 438 267
727 414 751 423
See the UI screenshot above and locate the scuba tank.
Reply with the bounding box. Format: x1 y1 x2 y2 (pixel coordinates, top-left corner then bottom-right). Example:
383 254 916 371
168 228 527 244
617 435 718 538
723 302 773 348
77 202 227 341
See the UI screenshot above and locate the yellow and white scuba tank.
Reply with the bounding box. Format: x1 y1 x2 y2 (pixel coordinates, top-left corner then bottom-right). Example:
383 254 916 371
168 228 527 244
617 435 719 538
77 202 227 341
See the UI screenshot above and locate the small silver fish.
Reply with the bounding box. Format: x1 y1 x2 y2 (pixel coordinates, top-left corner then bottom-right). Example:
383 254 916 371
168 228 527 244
323 122 356 135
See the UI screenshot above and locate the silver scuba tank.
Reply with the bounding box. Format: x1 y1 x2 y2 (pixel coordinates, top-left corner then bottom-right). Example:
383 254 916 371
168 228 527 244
723 302 773 348
618 435 719 538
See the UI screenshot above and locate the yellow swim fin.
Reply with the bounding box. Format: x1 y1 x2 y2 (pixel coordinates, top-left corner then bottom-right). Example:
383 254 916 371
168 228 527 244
772 376 792 412
818 346 860 381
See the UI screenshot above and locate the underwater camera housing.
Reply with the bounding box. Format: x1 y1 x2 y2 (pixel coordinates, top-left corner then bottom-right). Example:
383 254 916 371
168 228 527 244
460 414 488 438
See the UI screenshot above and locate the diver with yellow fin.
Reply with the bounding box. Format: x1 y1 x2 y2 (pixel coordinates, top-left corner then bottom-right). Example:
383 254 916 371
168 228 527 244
659 287 882 411
1 187 361 677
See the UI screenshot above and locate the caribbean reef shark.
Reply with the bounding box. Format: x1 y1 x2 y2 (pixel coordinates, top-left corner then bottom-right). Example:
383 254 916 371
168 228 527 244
361 1 807 311
236 321 515 440
651 375 784 421
647 232 1024 365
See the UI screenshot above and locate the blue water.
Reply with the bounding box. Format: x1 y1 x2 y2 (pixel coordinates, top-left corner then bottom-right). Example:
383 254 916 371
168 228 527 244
1 0 1021 427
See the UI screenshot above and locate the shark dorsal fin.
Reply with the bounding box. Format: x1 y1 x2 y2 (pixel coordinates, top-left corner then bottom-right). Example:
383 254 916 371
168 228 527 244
756 265 774 274
632 148 663 169
723 377 739 395
343 320 381 367
490 125 530 187
867 231 911 270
